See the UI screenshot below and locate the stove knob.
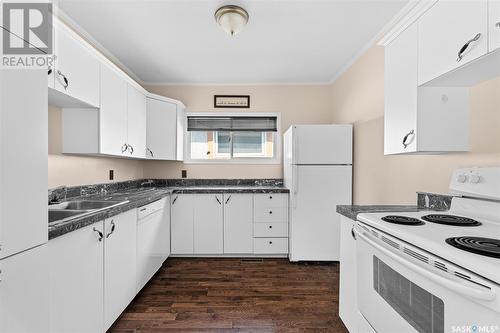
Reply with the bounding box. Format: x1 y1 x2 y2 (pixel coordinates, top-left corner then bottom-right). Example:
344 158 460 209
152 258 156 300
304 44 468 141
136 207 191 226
469 174 481 184
457 174 467 183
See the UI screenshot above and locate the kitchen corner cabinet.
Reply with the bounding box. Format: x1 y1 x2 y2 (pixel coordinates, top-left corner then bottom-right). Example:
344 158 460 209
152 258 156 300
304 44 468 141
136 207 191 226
384 24 469 155
171 194 195 254
418 0 488 85
0 245 49 332
339 216 358 333
146 96 184 160
223 194 254 254
49 221 104 333
490 0 500 52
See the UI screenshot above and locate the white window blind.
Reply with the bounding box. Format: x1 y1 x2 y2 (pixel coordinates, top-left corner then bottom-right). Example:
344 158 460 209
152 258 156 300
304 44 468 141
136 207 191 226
187 116 277 132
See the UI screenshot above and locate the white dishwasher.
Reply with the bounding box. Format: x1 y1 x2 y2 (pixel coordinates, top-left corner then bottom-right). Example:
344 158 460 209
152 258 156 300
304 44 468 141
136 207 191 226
136 197 170 292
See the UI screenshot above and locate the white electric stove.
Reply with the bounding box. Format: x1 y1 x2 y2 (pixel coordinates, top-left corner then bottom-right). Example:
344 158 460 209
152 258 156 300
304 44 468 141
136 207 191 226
354 167 500 333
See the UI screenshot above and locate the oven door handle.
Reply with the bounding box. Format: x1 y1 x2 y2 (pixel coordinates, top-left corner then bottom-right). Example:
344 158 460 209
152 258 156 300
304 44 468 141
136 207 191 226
355 229 496 302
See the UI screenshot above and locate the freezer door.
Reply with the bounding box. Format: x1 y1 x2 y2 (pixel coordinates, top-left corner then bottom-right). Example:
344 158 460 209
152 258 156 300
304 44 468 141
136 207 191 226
292 125 352 165
289 165 352 261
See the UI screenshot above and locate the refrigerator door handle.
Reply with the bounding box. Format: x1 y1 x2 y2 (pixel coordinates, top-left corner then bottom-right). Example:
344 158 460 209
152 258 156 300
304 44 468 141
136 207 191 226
292 165 298 208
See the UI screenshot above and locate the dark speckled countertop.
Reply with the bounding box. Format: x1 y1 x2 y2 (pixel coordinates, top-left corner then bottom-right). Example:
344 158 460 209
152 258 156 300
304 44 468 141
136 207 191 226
336 205 419 221
48 180 289 240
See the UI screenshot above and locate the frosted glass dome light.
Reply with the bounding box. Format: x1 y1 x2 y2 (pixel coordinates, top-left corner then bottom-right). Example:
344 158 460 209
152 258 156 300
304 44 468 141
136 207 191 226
215 5 249 36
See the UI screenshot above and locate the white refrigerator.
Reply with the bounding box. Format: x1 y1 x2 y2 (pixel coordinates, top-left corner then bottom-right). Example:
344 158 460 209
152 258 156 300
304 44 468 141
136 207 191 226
284 125 352 262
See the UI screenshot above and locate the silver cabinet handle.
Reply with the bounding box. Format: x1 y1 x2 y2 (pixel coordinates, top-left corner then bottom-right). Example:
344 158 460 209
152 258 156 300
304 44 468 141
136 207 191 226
215 196 222 205
457 33 481 62
269 225 273 229
48 67 52 75
172 195 178 205
93 227 103 242
402 129 415 149
56 70 69 90
496 22 500 28
121 143 128 153
351 227 356 240
269 241 273 245
225 195 232 204
147 147 154 158
269 210 273 214
127 144 134 155
106 221 115 238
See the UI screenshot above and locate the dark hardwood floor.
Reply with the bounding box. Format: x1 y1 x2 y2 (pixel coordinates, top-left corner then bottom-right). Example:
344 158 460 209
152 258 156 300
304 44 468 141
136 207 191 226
109 258 348 333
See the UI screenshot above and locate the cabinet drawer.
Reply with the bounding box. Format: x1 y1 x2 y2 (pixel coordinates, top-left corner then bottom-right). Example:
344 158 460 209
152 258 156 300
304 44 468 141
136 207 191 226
253 238 288 254
254 206 287 223
253 223 288 238
137 197 166 219
254 193 287 209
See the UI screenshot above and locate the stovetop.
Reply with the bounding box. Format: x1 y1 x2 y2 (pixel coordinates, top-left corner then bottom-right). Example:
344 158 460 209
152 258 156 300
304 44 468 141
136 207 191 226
357 198 500 284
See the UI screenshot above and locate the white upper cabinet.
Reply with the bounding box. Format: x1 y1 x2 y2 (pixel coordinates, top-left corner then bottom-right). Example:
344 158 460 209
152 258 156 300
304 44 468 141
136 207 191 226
418 0 488 85
489 0 500 52
223 194 253 254
193 194 224 254
53 23 100 107
100 64 128 156
384 25 418 154
127 84 147 158
384 24 470 155
146 97 178 160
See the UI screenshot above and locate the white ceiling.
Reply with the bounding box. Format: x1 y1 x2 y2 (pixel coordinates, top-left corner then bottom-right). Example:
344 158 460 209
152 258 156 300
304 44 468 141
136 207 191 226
58 0 409 85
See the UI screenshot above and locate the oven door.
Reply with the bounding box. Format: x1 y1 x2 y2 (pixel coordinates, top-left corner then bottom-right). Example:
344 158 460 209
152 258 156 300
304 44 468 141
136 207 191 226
355 223 499 333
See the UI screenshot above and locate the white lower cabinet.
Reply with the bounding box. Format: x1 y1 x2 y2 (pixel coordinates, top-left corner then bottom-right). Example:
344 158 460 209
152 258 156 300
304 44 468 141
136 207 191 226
339 216 358 333
49 222 104 333
0 244 49 333
104 210 137 331
194 194 224 254
171 194 194 254
223 194 253 254
49 210 138 333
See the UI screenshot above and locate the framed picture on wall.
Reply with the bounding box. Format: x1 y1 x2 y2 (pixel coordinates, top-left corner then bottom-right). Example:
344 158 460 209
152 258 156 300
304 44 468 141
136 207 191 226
214 95 250 108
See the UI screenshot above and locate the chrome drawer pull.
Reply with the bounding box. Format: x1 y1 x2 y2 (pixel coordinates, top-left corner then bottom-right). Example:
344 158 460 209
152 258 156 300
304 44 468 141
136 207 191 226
457 33 481 62
402 129 415 149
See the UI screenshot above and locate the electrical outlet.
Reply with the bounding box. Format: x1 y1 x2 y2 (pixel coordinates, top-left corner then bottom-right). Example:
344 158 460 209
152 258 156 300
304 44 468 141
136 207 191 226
109 170 114 180
181 170 187 178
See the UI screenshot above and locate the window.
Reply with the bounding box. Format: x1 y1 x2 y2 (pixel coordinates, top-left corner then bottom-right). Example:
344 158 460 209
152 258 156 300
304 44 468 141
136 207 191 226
186 114 279 163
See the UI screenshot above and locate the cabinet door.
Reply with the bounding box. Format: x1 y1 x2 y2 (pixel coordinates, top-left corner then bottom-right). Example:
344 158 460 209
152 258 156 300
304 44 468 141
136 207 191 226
339 217 358 333
104 210 137 331
0 245 49 333
194 194 223 254
489 0 500 52
146 97 177 160
127 84 147 158
223 194 253 254
384 24 418 155
418 0 488 84
100 64 128 155
49 222 104 333
54 24 100 107
171 194 194 254
0 70 48 259
176 103 185 161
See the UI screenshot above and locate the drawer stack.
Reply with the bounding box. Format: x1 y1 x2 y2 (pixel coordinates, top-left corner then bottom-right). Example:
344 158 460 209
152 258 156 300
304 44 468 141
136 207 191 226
253 193 288 254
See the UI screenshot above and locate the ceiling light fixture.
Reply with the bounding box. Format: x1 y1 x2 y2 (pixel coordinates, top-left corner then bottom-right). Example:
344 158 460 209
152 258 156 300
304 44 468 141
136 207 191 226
214 5 249 36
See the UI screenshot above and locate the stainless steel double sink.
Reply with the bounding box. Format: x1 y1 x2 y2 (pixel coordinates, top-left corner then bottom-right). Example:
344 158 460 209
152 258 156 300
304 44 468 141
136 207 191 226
48 200 128 226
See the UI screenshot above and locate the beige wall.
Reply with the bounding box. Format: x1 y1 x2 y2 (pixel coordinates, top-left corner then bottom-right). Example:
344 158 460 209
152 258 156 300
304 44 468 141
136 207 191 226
143 85 332 179
48 105 144 187
329 45 500 205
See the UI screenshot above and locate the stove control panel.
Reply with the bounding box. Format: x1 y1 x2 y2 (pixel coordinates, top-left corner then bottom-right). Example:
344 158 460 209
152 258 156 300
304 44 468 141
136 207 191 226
450 167 500 200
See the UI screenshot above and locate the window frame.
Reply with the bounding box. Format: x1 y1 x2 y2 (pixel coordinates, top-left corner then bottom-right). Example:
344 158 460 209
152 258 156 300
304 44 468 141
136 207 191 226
184 112 281 165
